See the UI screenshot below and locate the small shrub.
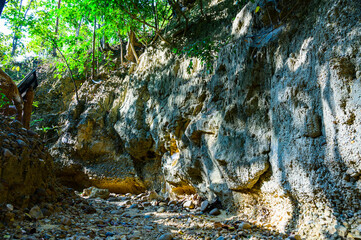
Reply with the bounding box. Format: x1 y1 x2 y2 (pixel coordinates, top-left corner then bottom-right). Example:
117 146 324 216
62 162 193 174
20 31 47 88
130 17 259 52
173 36 231 74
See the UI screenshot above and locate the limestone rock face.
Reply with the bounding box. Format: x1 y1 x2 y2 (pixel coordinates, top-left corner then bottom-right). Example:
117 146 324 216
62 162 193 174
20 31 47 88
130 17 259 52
45 0 361 238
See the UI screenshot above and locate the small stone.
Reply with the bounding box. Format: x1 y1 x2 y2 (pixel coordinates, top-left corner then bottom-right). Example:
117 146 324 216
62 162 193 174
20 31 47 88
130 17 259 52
288 234 302 240
183 200 195 209
157 207 166 213
108 197 119 202
3 149 14 158
168 200 177 206
238 222 251 230
29 206 43 219
209 208 221 216
142 202 151 207
6 204 13 211
61 217 72 226
158 232 173 240
343 222 350 228
90 187 110 199
200 200 209 212
144 225 153 230
131 230 142 238
16 139 27 148
129 204 138 209
336 225 348 237
105 232 115 237
27 129 38 136
216 237 225 240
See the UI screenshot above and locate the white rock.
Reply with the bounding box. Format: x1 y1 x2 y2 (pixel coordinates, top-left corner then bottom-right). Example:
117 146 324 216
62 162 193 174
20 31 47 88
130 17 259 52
183 200 195 209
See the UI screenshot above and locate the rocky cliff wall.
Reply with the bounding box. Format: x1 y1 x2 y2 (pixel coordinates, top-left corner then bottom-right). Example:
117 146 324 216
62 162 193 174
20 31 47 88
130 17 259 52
46 0 361 238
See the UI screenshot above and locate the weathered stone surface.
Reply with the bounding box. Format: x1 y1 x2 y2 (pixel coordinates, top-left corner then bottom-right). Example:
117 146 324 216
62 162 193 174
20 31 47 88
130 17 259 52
33 0 361 239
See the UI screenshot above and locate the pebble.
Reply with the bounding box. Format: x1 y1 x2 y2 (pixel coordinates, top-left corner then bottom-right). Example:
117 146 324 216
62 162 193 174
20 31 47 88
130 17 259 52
61 217 72 225
129 204 138 209
183 200 195 209
29 205 44 219
83 187 110 199
16 139 27 147
158 232 173 240
200 200 209 212
287 234 302 240
6 204 14 211
209 208 221 216
157 207 166 213
3 148 14 158
168 200 177 206
238 222 252 230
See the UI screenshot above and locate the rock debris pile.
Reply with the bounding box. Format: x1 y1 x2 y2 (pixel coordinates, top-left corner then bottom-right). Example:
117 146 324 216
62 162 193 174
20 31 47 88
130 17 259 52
1 187 302 240
0 115 56 207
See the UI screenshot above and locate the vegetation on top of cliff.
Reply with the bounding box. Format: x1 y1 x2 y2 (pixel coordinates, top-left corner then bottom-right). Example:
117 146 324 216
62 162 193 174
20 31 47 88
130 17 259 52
0 0 253 82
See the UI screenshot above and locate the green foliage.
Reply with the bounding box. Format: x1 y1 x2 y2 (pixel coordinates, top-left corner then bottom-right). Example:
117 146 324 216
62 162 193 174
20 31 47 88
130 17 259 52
1 0 251 81
32 101 39 108
30 118 43 127
0 33 14 67
173 36 231 74
0 91 10 109
35 125 60 135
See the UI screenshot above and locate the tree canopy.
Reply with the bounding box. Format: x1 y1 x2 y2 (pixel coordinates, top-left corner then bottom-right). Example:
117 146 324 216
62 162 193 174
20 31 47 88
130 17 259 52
0 0 181 77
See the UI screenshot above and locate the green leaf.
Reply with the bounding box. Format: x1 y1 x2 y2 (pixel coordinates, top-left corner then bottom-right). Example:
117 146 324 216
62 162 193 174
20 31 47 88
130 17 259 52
255 6 260 13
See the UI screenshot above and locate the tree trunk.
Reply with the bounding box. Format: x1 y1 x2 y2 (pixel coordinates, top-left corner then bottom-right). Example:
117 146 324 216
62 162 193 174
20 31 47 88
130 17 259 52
53 43 79 104
117 31 124 65
53 0 61 57
129 34 139 64
168 0 188 34
92 17 96 80
75 18 82 38
153 0 158 31
97 38 99 75
11 0 23 56
11 0 33 56
23 86 34 129
120 38 123 65
199 0 204 16
0 0 6 18
101 15 105 51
